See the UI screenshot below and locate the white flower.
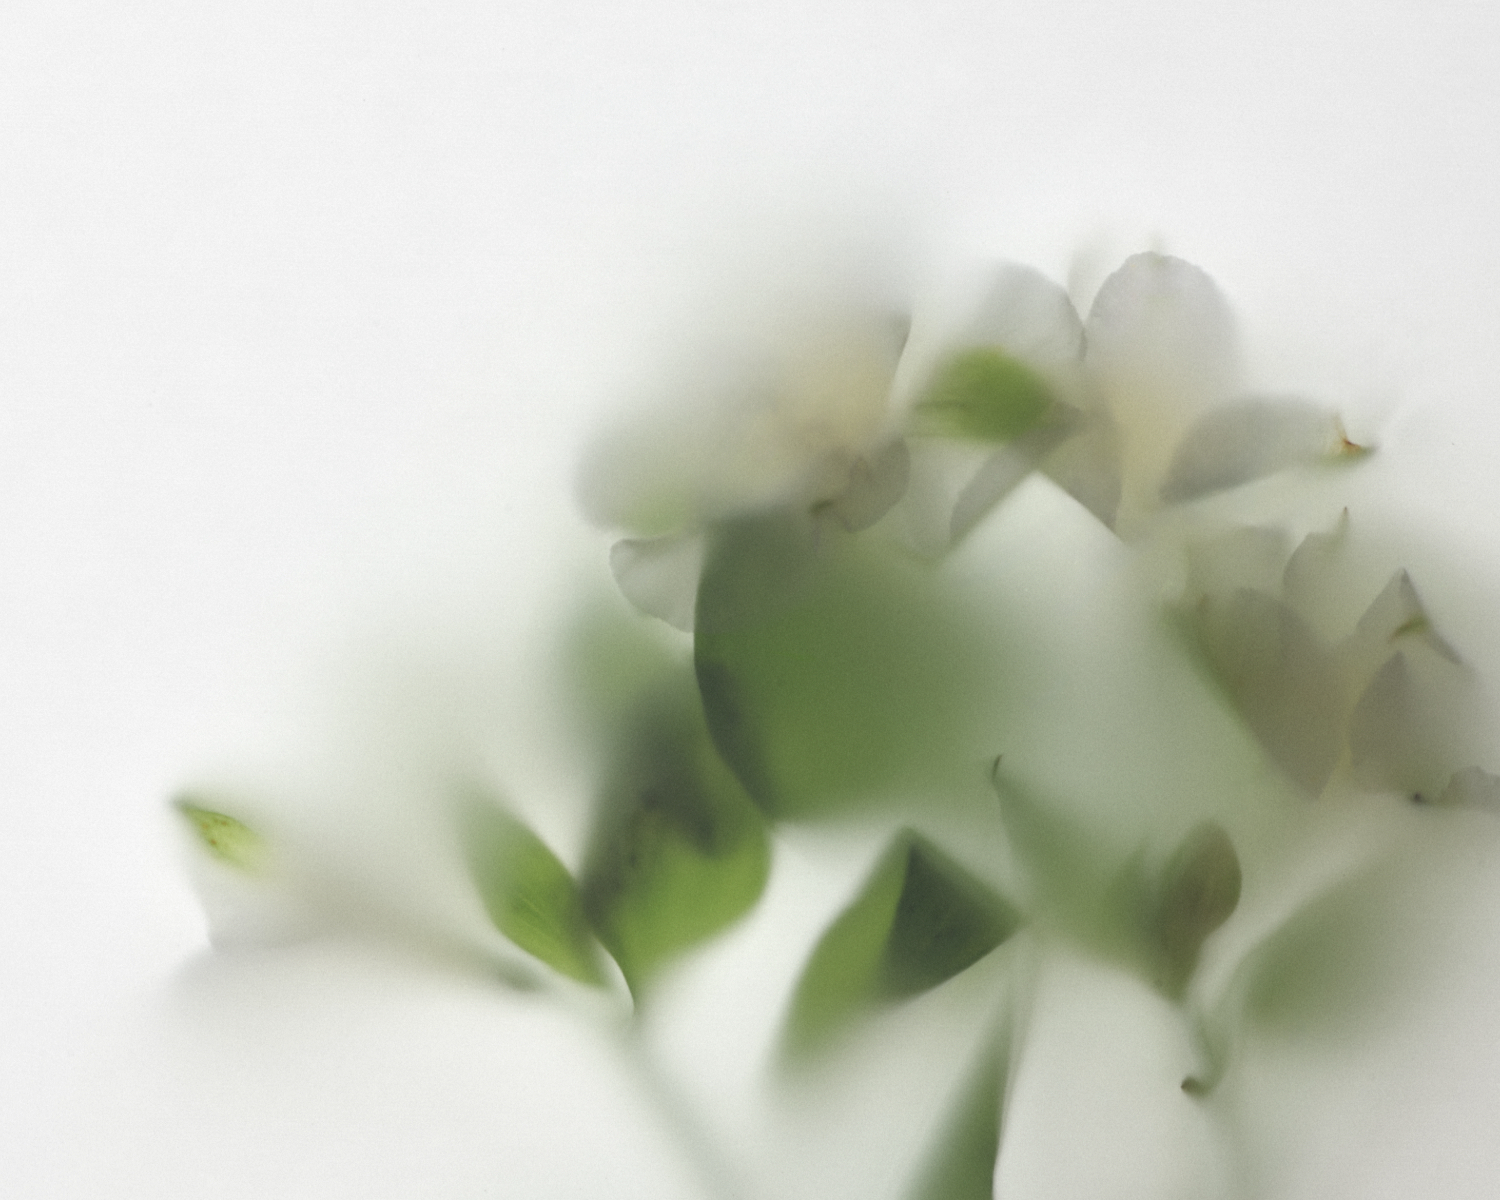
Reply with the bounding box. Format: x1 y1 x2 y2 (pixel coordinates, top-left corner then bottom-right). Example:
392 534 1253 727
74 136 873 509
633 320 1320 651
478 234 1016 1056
580 250 1369 627
577 297 911 629
903 251 1368 545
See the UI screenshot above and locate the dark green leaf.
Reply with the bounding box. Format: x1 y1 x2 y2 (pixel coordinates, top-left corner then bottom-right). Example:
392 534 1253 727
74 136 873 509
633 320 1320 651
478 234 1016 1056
913 348 1054 443
880 839 1022 999
463 802 605 986
580 682 769 997
783 832 1019 1057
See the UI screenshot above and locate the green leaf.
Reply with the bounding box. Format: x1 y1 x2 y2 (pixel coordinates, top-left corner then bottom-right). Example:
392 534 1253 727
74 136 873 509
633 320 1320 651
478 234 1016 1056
463 803 605 986
694 510 1009 818
912 348 1054 443
580 681 769 997
783 832 1020 1057
1146 822 1241 1000
1240 860 1403 1039
992 768 1240 997
880 839 1021 999
174 797 267 873
905 1029 1009 1200
783 841 906 1057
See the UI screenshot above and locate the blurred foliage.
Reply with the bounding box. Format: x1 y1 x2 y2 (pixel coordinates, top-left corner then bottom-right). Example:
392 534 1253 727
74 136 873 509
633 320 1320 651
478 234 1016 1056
463 800 605 986
783 831 1020 1058
904 1026 1009 1200
176 246 1497 1197
579 676 769 998
694 509 1008 818
912 348 1055 443
992 764 1241 1000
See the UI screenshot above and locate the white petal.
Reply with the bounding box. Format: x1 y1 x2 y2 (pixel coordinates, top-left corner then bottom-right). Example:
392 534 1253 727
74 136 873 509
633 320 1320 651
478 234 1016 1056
1085 253 1239 523
896 438 995 558
961 261 1086 401
609 534 706 632
1352 569 1461 665
1186 525 1291 600
1159 396 1342 504
1435 766 1500 812
1192 587 1343 795
1039 410 1122 528
1281 510 1352 640
815 437 910 533
578 308 904 534
949 421 1073 544
1346 651 1468 800
1085 252 1239 409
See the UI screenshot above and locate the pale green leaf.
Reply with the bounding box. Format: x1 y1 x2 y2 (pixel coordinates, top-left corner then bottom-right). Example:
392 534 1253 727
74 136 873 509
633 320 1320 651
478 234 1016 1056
463 803 605 986
905 1029 1008 1200
912 348 1054 443
580 682 769 997
174 797 267 874
1146 822 1241 1000
1241 860 1405 1039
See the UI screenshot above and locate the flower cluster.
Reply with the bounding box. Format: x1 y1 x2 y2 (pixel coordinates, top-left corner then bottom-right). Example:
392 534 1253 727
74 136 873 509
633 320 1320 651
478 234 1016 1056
173 248 1498 1200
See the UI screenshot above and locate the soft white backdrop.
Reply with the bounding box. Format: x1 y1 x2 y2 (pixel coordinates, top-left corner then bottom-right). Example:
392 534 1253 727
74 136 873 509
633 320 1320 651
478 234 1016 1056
4 2 1500 1197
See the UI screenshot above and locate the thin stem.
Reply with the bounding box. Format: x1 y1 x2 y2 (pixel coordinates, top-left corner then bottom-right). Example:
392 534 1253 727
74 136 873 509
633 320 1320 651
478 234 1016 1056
610 1020 752 1200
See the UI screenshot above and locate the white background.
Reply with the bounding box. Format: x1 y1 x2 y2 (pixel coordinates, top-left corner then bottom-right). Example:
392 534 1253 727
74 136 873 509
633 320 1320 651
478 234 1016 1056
5 2 1500 1197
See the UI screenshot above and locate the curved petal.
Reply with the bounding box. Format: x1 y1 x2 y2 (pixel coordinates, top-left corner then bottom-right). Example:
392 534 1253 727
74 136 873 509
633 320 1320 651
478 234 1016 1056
813 436 911 533
961 261 1087 403
1191 587 1344 795
1160 396 1344 504
1039 409 1123 528
1085 253 1239 523
609 534 706 632
1347 648 1471 801
1435 766 1500 812
578 313 905 535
